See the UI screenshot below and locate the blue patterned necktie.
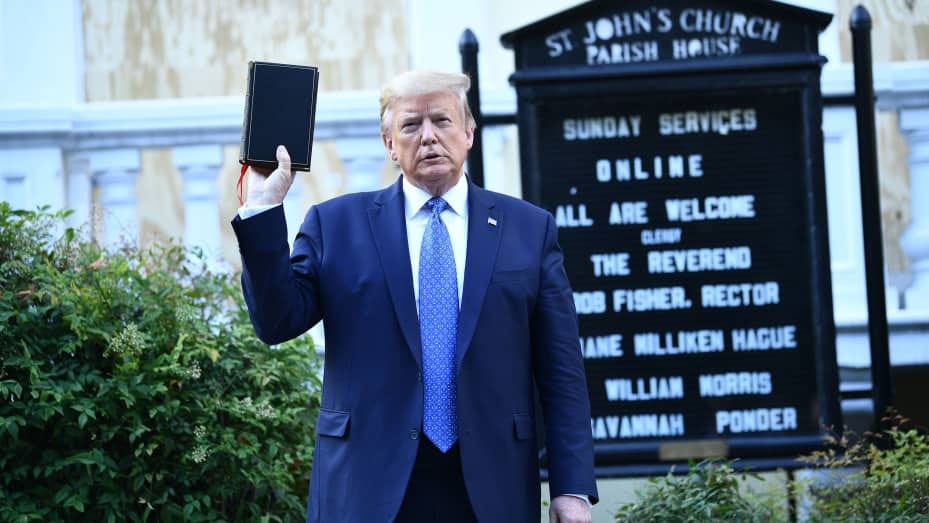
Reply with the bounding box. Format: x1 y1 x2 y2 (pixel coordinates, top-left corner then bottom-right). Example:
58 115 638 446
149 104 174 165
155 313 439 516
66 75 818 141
418 197 459 452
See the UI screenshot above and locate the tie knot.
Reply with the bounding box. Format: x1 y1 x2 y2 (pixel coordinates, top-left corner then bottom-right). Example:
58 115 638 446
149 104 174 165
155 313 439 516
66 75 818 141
425 197 448 216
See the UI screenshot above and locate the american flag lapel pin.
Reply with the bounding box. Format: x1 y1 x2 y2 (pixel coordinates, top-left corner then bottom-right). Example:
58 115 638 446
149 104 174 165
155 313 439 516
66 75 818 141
488 217 497 227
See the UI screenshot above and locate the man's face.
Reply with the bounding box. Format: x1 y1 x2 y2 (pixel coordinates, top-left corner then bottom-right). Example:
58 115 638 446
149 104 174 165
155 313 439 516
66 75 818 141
382 91 474 195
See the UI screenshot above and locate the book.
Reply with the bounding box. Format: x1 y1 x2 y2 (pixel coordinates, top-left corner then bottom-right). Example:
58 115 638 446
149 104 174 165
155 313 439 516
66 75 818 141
239 61 319 171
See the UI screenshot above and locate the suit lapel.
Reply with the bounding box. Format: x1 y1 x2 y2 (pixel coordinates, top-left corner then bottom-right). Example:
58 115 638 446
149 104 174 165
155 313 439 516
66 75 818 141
368 178 422 368
456 181 501 369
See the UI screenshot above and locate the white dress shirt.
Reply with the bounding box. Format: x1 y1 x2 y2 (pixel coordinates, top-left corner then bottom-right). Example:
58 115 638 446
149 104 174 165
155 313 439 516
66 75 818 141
402 174 468 310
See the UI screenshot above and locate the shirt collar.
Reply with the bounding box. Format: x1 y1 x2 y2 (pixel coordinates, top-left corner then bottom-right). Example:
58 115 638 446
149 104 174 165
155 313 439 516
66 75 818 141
402 173 469 220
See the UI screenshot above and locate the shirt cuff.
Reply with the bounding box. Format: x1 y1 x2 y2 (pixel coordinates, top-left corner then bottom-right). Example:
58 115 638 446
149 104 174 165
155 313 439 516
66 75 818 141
238 203 281 220
563 494 591 506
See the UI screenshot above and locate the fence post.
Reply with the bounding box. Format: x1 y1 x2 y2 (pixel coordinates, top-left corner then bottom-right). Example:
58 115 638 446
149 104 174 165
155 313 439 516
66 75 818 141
459 28 485 188
851 5 894 423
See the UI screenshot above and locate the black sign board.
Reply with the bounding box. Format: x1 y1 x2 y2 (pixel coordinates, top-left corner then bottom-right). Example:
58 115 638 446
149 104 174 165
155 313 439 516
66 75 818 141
502 0 841 473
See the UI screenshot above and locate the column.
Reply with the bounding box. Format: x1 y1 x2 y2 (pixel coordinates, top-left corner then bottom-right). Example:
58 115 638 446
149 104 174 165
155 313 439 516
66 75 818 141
0 147 67 211
900 107 929 311
90 149 141 247
172 144 224 261
336 137 386 193
64 153 92 233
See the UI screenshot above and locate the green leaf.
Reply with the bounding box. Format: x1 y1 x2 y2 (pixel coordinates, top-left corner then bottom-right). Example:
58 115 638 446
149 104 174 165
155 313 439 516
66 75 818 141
0 204 320 521
0 380 22 398
63 497 85 513
53 486 71 504
65 450 102 467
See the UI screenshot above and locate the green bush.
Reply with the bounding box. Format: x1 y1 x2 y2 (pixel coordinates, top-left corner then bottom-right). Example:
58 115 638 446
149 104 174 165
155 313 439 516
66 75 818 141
0 204 321 522
799 412 929 522
614 459 785 523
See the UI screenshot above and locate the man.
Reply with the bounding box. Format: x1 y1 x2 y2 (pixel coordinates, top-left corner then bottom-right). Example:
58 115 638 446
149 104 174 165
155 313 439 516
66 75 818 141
232 71 597 522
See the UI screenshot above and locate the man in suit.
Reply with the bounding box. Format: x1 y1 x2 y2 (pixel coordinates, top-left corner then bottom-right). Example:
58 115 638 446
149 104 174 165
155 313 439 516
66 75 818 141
232 71 597 522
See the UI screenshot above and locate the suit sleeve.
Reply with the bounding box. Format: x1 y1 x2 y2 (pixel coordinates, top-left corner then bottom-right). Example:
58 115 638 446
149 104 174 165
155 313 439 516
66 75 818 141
231 204 324 345
531 212 599 504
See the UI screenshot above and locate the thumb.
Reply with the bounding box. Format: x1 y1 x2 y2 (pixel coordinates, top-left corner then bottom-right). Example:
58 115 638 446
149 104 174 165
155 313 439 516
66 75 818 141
276 145 292 174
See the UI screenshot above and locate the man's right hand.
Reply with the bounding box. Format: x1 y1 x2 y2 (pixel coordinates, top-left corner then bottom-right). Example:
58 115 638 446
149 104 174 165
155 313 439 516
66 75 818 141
245 145 296 206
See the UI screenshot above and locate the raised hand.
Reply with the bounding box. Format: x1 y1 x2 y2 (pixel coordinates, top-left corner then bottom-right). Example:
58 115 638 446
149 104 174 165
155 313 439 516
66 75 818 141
245 145 297 206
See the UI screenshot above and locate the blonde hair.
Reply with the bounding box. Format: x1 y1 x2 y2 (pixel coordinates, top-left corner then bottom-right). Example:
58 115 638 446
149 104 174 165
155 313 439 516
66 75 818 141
379 71 476 135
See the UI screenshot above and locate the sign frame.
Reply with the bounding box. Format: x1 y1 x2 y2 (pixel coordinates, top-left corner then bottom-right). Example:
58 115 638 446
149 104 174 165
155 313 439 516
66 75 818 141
502 0 841 474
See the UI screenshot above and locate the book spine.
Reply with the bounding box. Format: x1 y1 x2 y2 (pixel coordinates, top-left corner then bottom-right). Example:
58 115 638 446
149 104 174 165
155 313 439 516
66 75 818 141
306 68 319 169
239 61 256 165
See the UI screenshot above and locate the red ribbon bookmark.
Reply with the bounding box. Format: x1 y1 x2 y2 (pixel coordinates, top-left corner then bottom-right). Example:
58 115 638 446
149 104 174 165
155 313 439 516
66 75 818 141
237 164 248 206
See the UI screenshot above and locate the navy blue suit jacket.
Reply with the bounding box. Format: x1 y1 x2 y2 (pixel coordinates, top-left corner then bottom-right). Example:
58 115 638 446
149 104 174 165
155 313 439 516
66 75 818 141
232 177 597 522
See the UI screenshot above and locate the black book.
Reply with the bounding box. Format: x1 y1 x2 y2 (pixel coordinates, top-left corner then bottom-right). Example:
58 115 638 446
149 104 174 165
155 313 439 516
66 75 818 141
239 61 319 171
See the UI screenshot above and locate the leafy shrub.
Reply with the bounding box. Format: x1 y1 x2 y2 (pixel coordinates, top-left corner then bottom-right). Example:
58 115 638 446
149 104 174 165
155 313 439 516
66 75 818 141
615 459 785 523
0 204 321 522
799 411 929 523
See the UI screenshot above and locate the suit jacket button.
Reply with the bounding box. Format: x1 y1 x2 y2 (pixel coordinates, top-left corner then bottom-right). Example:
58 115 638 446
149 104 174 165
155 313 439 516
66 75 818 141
409 429 419 440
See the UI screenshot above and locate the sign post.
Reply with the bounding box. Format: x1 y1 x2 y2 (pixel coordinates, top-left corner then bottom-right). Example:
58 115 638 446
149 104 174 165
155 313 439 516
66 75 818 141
502 0 841 474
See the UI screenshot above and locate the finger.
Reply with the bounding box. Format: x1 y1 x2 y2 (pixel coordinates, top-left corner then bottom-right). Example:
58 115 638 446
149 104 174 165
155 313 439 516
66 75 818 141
250 165 274 176
276 145 291 174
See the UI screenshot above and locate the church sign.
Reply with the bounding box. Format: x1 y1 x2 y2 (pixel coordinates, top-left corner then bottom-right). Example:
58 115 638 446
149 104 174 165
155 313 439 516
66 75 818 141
502 0 841 472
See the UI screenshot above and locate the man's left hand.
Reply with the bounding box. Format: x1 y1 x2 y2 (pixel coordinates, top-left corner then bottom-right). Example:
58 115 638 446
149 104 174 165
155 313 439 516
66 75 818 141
549 495 591 523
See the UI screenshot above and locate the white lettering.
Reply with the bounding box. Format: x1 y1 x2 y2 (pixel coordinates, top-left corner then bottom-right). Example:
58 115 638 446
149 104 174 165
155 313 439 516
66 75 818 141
665 195 756 222
659 108 758 136
641 228 682 245
647 246 752 273
590 253 631 277
565 115 641 141
604 376 684 401
633 330 725 356
701 282 779 307
679 9 782 44
600 155 704 182
574 291 607 314
716 407 798 434
699 372 772 397
555 205 594 228
671 36 742 59
586 41 660 65
732 325 797 351
545 29 574 58
592 414 685 439
613 287 692 312
581 334 624 359
609 201 649 225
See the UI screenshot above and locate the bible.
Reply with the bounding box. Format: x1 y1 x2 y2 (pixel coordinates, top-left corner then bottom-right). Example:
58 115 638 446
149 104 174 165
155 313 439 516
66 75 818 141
239 61 319 171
